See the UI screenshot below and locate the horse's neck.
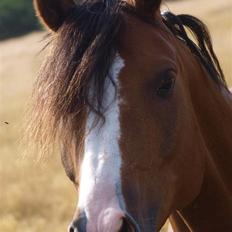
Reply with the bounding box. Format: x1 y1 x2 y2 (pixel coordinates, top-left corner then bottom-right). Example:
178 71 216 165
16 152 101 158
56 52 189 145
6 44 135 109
198 86 232 190
189 68 232 190
174 75 232 231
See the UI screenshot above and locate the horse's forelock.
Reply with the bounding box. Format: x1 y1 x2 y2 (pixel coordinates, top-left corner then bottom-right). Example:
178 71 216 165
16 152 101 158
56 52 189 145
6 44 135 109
133 0 162 14
28 0 124 157
28 0 164 158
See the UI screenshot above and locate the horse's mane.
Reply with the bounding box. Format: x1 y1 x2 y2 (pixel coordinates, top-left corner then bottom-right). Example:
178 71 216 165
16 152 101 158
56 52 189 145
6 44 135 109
28 0 123 156
162 12 227 88
27 1 227 157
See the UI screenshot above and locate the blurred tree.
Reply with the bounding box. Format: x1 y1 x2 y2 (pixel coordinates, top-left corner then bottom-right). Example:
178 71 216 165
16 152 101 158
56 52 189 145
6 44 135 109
0 0 40 40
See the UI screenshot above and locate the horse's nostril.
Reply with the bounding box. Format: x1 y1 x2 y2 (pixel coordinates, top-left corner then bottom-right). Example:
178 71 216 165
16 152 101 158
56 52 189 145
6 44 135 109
68 212 87 232
119 218 130 231
68 225 77 232
119 215 140 232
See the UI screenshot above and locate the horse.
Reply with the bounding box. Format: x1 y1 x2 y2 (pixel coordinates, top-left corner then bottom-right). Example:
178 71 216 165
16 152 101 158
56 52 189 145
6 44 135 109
30 0 232 231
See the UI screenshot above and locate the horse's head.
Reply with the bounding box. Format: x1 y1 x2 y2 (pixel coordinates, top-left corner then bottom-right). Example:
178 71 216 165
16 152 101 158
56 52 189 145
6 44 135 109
33 0 225 231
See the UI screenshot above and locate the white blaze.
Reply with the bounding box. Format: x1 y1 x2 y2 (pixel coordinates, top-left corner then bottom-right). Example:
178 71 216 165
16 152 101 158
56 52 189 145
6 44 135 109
77 55 125 231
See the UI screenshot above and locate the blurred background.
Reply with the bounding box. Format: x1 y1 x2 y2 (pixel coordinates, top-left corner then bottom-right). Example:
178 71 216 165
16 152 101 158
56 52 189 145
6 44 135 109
0 0 231 231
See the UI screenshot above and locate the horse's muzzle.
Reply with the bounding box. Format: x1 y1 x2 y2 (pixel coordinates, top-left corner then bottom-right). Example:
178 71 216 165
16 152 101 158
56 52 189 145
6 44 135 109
68 211 141 232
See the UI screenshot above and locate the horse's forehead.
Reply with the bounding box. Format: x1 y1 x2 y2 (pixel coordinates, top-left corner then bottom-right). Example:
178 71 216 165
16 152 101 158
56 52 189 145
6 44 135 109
119 14 176 65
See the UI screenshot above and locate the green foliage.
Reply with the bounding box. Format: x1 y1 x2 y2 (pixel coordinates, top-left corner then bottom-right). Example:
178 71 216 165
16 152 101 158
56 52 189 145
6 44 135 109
0 0 41 40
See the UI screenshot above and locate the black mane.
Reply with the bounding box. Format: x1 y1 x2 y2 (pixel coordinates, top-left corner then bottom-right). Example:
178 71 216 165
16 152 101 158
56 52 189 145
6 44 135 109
28 0 124 155
49 0 123 117
162 12 227 88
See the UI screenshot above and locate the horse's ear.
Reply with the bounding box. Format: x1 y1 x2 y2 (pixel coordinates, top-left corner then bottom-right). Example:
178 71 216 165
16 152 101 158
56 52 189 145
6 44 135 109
33 0 76 31
134 0 162 15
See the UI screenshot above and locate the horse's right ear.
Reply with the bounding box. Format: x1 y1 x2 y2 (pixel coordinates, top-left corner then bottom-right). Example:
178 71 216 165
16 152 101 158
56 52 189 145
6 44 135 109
33 0 76 31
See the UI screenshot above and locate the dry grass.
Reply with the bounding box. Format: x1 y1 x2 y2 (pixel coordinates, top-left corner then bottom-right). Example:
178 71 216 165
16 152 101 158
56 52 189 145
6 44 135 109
0 33 77 231
0 0 231 231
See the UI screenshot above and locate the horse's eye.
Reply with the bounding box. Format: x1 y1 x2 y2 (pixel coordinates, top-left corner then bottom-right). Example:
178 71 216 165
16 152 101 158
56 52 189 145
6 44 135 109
156 73 176 97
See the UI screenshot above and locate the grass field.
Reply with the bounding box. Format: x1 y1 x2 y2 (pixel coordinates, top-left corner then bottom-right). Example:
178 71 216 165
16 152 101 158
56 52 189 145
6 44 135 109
0 0 231 231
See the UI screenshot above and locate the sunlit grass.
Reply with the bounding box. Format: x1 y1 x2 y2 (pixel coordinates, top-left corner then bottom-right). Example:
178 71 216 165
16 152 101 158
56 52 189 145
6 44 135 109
0 0 231 231
0 33 77 232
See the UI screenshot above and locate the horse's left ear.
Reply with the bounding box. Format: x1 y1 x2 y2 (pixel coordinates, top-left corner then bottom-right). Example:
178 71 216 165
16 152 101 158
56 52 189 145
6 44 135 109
134 0 162 15
33 0 76 31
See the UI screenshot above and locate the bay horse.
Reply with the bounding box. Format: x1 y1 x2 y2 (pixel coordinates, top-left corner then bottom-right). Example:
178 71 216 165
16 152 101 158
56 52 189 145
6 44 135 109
31 0 232 231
